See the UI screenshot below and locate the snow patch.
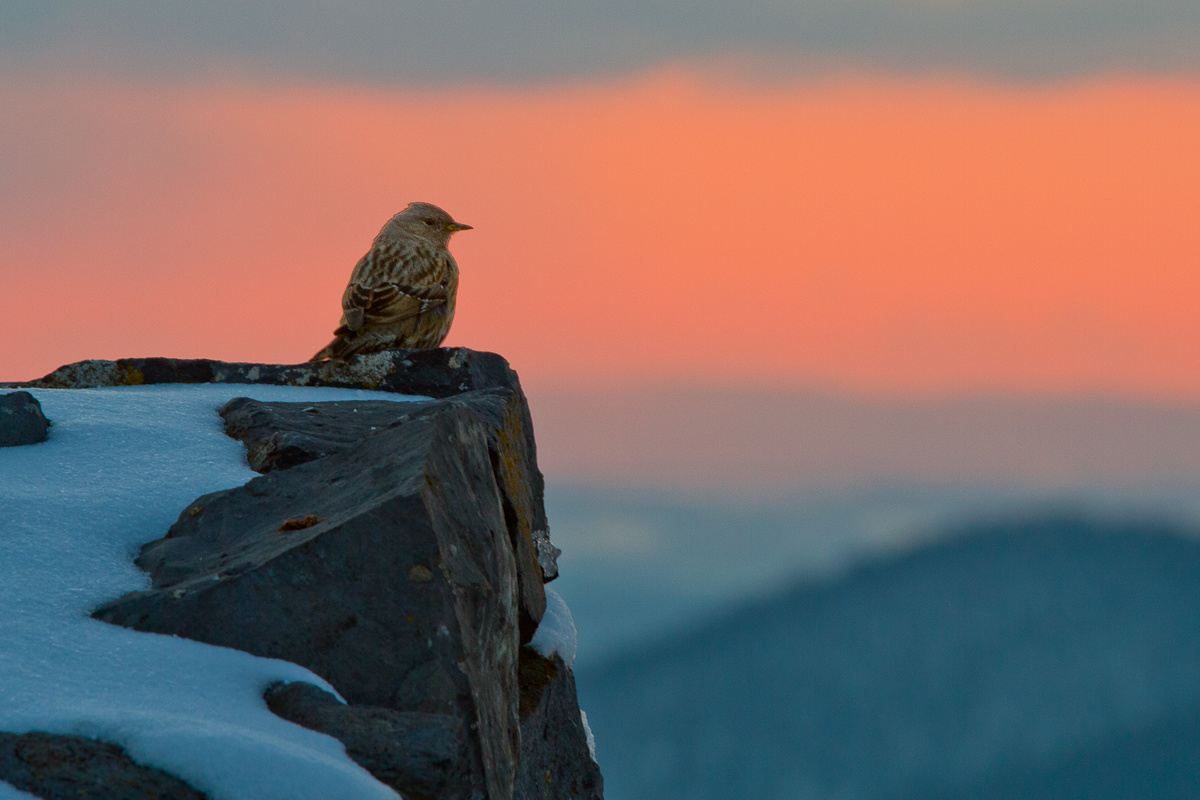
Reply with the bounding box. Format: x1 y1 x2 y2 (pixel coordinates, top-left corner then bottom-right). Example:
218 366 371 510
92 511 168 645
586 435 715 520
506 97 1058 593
0 384 429 800
530 588 577 668
0 782 41 800
580 709 597 763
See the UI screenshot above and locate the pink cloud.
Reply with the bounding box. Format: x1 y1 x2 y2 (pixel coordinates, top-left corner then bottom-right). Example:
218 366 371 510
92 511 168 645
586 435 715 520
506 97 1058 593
3 73 1199 398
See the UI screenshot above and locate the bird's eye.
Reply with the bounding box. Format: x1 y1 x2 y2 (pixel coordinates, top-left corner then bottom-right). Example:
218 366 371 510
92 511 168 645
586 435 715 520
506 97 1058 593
423 218 435 226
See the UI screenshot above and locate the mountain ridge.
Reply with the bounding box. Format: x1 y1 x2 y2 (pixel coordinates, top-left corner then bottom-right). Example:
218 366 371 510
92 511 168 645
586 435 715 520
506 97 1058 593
578 515 1200 800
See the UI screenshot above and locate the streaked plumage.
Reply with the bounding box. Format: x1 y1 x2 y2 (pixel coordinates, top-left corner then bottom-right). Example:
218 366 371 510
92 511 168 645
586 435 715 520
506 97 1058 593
311 202 472 362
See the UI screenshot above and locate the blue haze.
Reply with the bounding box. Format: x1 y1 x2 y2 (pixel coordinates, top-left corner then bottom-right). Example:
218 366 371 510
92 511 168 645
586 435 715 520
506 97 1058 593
574 516 1200 800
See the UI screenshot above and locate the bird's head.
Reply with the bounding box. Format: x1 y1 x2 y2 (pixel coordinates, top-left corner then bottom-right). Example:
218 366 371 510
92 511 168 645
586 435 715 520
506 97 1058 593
384 202 472 247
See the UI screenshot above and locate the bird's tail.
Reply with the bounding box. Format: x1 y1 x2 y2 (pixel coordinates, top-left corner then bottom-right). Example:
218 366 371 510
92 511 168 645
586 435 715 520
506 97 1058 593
309 339 340 363
310 334 370 363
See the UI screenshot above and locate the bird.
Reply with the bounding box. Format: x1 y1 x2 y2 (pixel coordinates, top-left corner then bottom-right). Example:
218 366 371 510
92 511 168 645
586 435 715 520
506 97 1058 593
310 202 472 362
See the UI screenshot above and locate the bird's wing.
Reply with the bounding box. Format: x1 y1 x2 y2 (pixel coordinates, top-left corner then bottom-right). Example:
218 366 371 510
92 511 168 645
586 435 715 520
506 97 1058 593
336 280 447 334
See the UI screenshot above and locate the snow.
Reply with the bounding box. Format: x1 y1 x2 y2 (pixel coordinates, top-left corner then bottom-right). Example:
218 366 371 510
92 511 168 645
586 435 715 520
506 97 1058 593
580 709 597 763
528 589 595 763
530 587 578 668
0 384 431 800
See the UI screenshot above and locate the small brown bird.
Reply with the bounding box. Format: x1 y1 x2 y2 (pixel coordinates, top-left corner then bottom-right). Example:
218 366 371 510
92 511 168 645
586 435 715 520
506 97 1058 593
310 202 472 362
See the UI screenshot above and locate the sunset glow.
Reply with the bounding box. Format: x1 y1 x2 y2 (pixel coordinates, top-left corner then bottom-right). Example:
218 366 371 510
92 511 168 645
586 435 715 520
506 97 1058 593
3 73 1198 397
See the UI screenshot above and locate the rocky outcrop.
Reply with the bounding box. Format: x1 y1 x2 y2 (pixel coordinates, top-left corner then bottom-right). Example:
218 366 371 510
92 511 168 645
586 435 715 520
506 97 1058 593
5 350 558 585
7 351 599 800
0 390 50 447
96 392 520 799
217 389 556 636
516 649 604 800
9 350 512 400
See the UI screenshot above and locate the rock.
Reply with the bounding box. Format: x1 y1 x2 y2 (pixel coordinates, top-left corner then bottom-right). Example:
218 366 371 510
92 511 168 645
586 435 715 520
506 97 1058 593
218 397 438 474
0 731 208 800
7 350 502 399
265 682 469 800
0 390 50 447
7 351 559 583
516 648 604 800
95 397 521 800
18 348 596 799
219 390 551 637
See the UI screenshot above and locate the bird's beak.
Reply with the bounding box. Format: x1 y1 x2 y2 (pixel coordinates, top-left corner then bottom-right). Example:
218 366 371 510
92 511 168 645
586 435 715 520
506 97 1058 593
447 222 473 232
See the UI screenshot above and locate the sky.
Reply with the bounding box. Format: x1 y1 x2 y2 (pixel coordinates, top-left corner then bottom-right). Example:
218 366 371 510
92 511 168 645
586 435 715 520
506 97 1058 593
2 2 1199 402
3 1 1200 82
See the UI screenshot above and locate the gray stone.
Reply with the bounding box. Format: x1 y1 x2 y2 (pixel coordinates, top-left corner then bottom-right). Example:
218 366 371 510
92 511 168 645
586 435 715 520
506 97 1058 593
219 396 439 474
516 649 604 800
0 731 208 800
0 391 50 447
95 398 521 800
219 390 549 638
6 349 502 399
265 681 469 800
6 350 558 584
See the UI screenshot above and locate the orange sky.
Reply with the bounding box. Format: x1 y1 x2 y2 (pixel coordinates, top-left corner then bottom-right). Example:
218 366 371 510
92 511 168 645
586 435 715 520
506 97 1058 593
2 72 1198 397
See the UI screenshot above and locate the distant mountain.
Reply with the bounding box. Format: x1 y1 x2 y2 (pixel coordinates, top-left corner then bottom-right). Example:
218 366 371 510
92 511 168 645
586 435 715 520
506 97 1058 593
909 705 1200 800
576 516 1200 800
546 484 1200 661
